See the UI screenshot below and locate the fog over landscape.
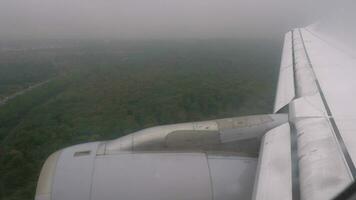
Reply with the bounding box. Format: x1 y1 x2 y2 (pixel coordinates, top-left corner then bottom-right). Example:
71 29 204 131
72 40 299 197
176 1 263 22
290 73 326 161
1 0 356 200
0 0 337 40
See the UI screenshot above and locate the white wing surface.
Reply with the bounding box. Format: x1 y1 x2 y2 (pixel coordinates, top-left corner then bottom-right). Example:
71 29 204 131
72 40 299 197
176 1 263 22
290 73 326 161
274 26 356 200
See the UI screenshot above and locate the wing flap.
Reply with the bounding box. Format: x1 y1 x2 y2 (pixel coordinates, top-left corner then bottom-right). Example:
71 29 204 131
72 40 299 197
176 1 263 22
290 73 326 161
273 32 295 113
252 123 292 200
289 28 354 200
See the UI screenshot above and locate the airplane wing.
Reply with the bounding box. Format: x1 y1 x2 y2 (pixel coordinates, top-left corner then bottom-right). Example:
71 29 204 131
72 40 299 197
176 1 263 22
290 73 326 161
35 26 356 200
274 26 356 200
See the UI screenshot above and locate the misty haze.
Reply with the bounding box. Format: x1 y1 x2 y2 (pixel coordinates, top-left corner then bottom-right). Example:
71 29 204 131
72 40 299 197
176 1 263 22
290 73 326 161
1 0 355 200
0 0 325 40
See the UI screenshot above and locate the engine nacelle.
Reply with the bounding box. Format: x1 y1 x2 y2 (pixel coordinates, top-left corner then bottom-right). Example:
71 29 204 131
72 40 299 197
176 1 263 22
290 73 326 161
35 114 289 200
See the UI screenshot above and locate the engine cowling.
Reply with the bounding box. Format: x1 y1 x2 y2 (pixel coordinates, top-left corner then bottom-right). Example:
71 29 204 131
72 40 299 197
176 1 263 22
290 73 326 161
35 114 289 200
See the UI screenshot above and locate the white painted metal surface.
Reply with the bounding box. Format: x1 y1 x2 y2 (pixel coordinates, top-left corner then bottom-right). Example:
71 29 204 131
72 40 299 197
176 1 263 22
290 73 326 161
104 114 287 155
91 153 213 200
294 117 352 200
208 155 257 200
36 115 284 200
292 29 319 97
52 142 100 200
90 153 257 200
289 94 326 119
300 27 356 166
290 29 354 200
252 123 292 200
35 151 61 200
218 114 287 143
274 31 295 113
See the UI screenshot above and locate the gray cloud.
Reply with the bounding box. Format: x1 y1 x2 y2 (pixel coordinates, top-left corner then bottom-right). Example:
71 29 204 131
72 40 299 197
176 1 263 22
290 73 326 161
0 0 336 39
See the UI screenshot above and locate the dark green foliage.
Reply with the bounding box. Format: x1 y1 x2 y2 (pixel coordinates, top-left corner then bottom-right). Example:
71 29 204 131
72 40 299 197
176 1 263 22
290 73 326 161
0 38 282 200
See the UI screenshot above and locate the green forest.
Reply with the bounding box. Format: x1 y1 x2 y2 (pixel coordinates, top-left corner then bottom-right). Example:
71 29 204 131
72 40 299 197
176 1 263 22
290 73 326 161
0 38 282 200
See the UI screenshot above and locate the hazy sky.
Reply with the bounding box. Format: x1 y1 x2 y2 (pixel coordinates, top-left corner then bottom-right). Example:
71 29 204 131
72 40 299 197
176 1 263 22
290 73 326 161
0 0 334 40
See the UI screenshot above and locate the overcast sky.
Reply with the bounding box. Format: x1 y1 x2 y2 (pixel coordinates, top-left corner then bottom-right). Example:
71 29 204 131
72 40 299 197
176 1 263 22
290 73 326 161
0 0 337 40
